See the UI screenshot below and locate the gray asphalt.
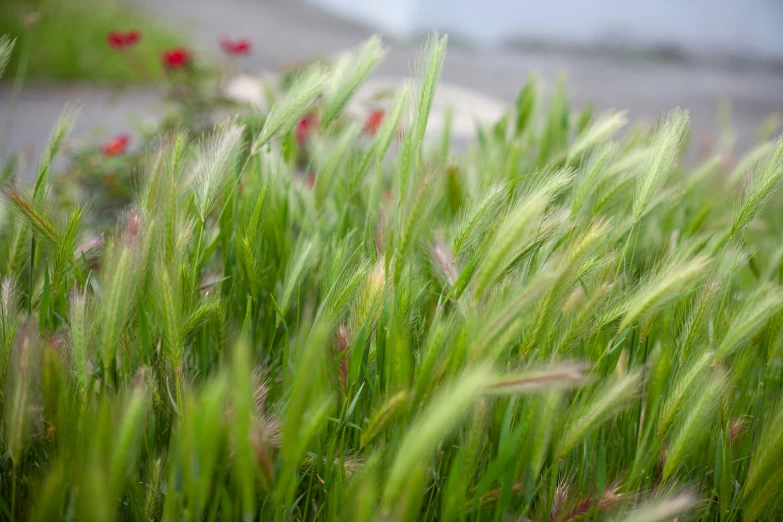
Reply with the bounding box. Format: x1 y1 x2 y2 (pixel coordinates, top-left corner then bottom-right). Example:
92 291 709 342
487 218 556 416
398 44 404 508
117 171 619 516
2 0 783 177
1 85 159 176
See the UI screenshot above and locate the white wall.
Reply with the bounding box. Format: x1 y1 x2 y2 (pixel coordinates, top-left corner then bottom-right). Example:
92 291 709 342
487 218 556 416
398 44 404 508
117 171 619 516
309 0 783 61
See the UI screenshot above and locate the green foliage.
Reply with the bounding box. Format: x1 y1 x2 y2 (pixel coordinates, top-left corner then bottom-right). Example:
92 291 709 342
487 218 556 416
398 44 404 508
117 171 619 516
0 0 184 81
321 36 387 128
253 66 328 151
0 34 14 78
1 33 783 522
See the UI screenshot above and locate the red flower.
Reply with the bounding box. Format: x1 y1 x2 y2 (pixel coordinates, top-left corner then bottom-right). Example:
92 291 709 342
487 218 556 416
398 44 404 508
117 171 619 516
103 134 130 156
108 30 141 50
162 48 192 69
364 110 385 136
220 37 252 56
296 114 317 145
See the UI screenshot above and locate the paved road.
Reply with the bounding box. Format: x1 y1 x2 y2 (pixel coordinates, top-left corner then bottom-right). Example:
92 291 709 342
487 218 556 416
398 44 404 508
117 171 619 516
1 85 159 176
2 0 783 176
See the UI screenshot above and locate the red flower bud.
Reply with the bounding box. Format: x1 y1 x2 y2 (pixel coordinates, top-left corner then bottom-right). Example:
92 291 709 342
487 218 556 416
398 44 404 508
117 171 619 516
296 114 317 145
162 48 192 69
103 134 130 156
108 30 141 50
220 37 252 56
364 110 385 136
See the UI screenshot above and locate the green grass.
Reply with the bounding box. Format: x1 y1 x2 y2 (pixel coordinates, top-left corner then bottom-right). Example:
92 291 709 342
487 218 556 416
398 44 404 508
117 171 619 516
0 0 185 82
2 33 783 521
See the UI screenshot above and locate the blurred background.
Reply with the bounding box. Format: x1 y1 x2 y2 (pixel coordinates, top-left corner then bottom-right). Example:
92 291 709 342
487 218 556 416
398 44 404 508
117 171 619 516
312 0 783 64
2 0 782 159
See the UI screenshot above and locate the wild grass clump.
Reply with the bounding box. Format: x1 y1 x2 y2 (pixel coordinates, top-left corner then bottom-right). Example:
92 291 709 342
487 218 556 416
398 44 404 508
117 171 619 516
2 33 783 521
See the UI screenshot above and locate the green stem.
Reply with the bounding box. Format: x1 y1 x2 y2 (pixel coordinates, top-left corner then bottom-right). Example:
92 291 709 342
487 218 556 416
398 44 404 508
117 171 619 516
27 237 35 314
613 221 636 282
193 217 205 282
175 364 185 413
627 221 642 273
11 463 17 522
637 335 650 435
